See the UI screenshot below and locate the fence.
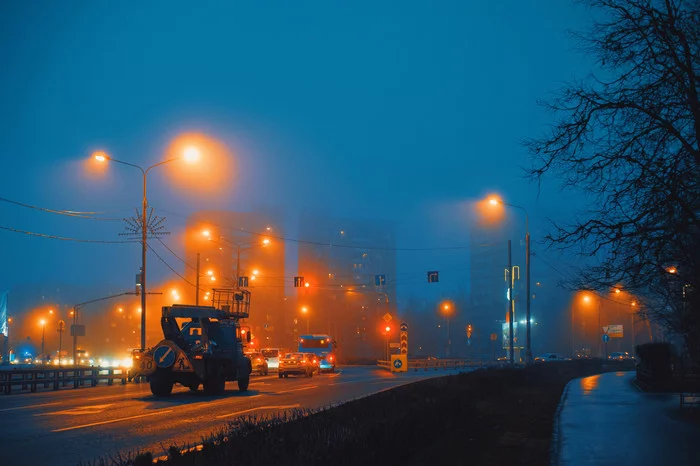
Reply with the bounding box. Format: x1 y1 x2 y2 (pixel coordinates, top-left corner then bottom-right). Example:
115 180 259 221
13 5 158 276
0 367 128 394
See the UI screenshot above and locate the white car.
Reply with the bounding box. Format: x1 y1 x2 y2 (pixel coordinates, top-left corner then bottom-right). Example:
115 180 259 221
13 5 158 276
535 353 568 362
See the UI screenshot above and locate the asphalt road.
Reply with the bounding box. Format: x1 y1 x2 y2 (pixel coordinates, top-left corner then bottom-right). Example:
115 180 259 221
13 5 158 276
0 366 460 465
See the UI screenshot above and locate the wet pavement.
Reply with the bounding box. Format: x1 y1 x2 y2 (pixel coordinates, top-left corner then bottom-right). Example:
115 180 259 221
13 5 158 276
553 371 699 466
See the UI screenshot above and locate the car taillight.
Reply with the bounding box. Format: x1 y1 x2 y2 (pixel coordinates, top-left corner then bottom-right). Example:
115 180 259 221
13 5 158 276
329 355 334 361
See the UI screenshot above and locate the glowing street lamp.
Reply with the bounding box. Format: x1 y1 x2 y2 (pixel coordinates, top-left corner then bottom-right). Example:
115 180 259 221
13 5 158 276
39 319 46 361
439 301 453 358
93 147 201 351
488 195 532 365
301 306 310 333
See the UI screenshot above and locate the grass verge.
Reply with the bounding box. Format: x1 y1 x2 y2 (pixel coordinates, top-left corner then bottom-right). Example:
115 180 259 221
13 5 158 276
86 360 622 466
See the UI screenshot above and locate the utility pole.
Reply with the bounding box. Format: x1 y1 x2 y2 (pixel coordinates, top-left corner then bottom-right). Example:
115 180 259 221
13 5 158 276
508 240 514 366
195 253 200 305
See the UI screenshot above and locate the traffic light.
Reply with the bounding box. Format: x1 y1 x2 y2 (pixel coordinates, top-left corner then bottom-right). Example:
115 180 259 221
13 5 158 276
294 276 305 287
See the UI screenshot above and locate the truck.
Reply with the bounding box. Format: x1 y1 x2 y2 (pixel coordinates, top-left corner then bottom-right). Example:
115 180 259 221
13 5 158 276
128 288 253 396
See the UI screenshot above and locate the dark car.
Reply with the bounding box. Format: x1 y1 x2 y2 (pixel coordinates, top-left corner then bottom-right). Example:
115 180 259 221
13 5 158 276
247 352 269 375
278 352 314 378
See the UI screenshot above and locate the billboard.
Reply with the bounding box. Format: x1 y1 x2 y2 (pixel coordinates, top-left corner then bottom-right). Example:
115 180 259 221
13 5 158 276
502 322 519 349
605 325 624 338
0 291 7 337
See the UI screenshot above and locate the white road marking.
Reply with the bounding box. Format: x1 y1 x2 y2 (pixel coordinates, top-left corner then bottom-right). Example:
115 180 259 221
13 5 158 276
36 403 115 416
275 385 318 394
52 409 174 432
0 401 62 412
215 404 301 419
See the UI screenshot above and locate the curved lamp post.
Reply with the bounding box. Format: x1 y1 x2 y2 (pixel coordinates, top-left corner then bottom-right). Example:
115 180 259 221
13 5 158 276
489 196 532 365
94 147 200 351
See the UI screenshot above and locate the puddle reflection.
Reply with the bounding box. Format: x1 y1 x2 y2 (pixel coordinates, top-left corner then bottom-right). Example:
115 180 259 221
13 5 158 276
580 374 601 394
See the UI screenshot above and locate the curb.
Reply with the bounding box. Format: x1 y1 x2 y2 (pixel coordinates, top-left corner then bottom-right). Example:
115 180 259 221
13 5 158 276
550 378 574 466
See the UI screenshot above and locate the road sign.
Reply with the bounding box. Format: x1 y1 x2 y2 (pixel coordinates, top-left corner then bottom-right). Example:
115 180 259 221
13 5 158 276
383 313 392 323
238 276 249 287
294 276 304 287
70 324 85 337
427 271 439 283
607 324 624 338
399 322 408 354
389 342 400 348
602 334 610 343
375 274 386 286
391 354 407 372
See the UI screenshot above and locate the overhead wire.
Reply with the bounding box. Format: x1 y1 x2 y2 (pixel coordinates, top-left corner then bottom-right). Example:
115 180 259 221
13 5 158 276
0 225 138 244
0 196 124 220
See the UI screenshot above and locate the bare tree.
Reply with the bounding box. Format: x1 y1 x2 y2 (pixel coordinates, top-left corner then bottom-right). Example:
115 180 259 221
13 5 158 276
526 0 700 361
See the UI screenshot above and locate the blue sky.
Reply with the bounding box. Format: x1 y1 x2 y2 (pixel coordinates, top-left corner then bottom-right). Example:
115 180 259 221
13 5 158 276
0 1 593 301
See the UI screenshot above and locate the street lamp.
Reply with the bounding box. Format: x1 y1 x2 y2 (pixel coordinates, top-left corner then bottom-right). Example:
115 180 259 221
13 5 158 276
94 147 200 351
207 232 270 288
582 293 603 357
489 196 532 365
439 301 453 358
39 319 46 362
301 306 310 333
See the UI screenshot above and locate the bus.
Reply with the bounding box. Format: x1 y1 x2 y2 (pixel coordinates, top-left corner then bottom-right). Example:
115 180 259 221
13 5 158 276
298 334 337 372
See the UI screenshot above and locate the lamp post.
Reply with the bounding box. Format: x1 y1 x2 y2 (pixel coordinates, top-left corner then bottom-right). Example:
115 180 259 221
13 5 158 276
440 302 452 358
206 233 270 289
40 319 46 361
301 306 310 333
94 147 200 351
489 197 532 365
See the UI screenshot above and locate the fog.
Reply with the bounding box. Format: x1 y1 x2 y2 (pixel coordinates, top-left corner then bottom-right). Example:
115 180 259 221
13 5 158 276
1 1 645 361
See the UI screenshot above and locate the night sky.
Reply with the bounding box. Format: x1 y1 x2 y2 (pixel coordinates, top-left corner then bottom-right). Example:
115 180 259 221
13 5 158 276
1 1 594 318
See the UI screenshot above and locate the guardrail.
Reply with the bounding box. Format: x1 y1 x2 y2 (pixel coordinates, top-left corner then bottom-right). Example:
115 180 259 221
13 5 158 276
0 367 128 395
377 358 496 371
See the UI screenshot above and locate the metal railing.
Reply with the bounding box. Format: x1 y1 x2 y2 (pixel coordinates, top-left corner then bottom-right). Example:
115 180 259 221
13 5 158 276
0 367 128 395
377 358 498 371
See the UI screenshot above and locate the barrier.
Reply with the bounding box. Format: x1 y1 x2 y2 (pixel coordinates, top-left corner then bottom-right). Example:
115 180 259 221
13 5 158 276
377 358 496 371
0 367 128 395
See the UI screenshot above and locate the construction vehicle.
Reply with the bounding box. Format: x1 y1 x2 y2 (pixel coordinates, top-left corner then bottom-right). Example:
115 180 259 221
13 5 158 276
128 288 253 396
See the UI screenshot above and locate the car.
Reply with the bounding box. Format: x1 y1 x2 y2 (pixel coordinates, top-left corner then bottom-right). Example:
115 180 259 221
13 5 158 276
535 353 568 362
247 352 269 375
609 351 633 360
261 348 281 371
278 352 315 378
304 352 321 375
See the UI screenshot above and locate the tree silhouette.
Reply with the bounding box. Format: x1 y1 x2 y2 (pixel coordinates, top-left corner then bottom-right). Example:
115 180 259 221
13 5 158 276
526 0 699 362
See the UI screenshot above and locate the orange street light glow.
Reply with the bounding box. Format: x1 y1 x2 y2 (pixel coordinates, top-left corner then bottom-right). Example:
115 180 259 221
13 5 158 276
304 282 310 288
202 229 211 238
183 146 201 163
93 151 108 162
385 326 391 332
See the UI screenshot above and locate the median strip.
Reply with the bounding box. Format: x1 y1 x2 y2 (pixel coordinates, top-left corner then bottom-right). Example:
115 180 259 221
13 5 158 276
52 409 173 432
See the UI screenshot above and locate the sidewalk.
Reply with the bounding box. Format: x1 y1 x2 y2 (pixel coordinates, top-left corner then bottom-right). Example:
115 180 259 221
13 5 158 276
553 370 699 466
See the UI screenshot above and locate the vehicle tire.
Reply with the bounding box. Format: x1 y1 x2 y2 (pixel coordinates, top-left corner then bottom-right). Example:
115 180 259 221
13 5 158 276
284 373 289 378
237 373 250 392
150 374 173 396
330 367 335 373
203 364 225 395
278 372 283 378
189 383 200 392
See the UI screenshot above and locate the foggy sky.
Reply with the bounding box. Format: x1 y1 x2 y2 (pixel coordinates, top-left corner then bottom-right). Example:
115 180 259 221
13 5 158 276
1 0 595 335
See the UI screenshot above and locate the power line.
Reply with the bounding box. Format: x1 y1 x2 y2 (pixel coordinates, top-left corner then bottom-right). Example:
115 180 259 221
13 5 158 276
147 243 197 288
0 196 124 220
155 237 197 271
153 206 470 252
0 225 137 244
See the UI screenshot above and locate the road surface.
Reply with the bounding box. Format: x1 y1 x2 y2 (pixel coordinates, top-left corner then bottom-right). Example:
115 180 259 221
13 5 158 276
0 366 461 465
